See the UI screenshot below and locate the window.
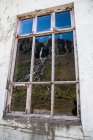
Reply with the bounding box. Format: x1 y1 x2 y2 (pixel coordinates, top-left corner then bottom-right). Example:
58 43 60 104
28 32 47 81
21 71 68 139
6 6 80 118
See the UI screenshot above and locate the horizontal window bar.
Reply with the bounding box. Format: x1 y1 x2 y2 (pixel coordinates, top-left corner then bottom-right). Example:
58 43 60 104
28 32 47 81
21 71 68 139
16 27 75 40
11 81 79 86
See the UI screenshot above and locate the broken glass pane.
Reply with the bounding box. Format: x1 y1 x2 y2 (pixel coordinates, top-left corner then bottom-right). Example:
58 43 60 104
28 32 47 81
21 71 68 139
55 11 71 29
37 15 51 32
13 38 32 82
19 18 33 35
31 85 51 114
33 35 52 81
11 86 27 112
54 84 77 116
55 32 75 81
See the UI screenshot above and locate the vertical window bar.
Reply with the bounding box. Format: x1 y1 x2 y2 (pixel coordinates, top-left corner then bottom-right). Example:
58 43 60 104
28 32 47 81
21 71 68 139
34 16 37 34
17 18 21 36
51 33 55 116
6 85 13 112
8 17 19 83
26 16 36 114
7 19 21 113
51 12 55 116
51 12 55 31
71 8 80 117
70 9 74 28
26 84 32 113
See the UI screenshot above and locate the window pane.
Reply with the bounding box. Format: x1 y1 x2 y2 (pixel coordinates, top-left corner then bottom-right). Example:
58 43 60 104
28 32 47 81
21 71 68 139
19 18 33 35
11 86 27 112
54 85 77 116
31 85 51 114
55 11 71 29
33 35 52 81
55 32 75 81
37 15 51 32
14 38 32 82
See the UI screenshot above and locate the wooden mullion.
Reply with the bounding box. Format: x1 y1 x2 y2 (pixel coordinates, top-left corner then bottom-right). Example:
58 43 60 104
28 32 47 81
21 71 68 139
72 8 80 117
51 33 55 116
6 85 13 112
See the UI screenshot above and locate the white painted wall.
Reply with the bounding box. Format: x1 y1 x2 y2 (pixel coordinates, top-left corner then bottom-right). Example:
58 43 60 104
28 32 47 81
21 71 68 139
0 0 93 139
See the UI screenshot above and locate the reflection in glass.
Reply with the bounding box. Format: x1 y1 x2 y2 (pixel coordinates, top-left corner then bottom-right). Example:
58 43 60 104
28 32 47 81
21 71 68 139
19 18 33 35
37 15 51 32
14 38 32 82
31 85 51 114
55 11 71 29
33 35 52 81
11 86 27 111
55 32 75 81
54 85 77 116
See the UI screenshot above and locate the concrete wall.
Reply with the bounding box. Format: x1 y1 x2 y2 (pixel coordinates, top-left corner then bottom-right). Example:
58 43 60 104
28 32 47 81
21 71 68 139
0 0 93 139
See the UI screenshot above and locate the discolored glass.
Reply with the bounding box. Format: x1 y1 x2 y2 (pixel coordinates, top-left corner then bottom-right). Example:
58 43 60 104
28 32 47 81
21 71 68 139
13 38 32 82
54 84 77 116
33 35 52 81
55 11 71 29
11 86 27 112
31 85 51 114
37 15 51 32
55 32 75 81
19 18 33 35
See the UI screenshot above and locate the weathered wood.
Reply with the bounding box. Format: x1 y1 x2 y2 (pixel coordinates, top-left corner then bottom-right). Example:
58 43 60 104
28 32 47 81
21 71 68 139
16 27 74 40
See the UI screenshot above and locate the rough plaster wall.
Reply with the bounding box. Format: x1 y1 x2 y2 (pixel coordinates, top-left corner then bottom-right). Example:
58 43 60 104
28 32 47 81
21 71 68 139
0 0 93 139
74 0 93 138
0 122 84 140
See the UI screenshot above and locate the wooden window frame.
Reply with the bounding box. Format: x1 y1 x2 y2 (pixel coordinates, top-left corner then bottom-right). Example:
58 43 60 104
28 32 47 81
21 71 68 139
6 4 80 119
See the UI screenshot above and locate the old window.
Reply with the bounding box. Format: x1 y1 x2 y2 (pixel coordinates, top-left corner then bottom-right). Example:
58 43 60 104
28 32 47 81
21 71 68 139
6 5 80 118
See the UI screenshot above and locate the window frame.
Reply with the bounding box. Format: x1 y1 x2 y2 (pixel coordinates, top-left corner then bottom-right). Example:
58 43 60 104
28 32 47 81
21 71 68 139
6 4 80 119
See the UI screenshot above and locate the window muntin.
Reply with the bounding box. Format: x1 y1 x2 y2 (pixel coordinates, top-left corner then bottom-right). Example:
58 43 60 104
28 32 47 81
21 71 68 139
19 18 33 35
55 11 71 29
7 7 79 117
37 15 51 32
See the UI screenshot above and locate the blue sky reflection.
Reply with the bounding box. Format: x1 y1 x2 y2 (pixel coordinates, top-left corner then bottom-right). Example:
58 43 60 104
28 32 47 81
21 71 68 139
20 18 33 35
37 15 51 32
55 11 71 28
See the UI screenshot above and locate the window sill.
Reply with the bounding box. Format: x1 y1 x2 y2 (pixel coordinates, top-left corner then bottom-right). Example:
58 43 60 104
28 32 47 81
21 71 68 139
5 112 80 125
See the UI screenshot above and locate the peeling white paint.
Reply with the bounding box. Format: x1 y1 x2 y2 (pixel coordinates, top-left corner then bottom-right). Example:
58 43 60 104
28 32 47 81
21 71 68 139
0 0 93 139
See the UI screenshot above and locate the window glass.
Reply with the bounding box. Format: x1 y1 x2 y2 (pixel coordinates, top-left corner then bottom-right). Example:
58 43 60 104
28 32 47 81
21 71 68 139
19 18 33 35
11 86 27 112
31 85 51 114
54 84 77 116
55 32 75 81
13 38 32 82
55 11 71 29
33 35 52 81
37 15 51 32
